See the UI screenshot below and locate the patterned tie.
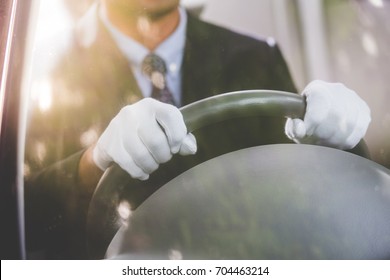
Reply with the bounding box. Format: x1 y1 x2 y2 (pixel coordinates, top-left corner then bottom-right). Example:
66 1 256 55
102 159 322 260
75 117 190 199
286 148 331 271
141 53 176 106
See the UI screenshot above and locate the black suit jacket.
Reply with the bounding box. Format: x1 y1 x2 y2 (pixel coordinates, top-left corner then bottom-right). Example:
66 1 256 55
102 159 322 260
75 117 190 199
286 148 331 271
182 15 296 103
24 7 296 259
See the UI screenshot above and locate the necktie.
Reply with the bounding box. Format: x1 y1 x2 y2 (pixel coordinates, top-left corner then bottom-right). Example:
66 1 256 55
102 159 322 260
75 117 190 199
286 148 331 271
141 53 176 106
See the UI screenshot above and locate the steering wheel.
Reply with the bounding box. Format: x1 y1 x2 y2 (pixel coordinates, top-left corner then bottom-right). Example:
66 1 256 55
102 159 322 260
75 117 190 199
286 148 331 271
86 90 370 259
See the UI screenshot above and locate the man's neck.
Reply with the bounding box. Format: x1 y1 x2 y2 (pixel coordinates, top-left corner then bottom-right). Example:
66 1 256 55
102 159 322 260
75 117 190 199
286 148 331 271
104 5 180 51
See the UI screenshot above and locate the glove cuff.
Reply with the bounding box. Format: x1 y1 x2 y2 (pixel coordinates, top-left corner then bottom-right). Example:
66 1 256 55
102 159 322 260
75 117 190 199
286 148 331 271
92 144 111 171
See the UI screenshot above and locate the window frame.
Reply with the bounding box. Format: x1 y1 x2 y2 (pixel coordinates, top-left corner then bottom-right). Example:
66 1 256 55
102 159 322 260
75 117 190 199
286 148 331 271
0 0 37 259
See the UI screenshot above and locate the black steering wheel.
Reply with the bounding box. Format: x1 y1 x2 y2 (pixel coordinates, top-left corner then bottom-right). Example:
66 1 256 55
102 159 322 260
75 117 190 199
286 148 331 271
86 90 370 259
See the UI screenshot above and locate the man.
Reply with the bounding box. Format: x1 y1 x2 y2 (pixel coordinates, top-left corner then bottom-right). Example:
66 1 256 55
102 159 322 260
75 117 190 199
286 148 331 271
24 0 370 259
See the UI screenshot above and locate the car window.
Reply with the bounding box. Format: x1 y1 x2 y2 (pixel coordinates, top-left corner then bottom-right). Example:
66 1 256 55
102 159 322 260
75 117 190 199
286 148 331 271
17 0 390 258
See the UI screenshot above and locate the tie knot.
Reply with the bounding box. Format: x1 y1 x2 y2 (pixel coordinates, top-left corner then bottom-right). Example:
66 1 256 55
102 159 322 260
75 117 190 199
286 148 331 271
141 53 176 105
142 53 167 76
142 53 167 90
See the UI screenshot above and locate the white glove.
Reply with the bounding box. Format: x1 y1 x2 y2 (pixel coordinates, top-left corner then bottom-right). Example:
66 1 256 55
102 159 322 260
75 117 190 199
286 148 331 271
285 80 371 150
93 98 197 180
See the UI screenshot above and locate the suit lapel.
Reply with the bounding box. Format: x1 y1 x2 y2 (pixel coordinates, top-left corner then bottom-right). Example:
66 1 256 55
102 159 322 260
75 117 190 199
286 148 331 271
75 6 143 106
181 14 224 106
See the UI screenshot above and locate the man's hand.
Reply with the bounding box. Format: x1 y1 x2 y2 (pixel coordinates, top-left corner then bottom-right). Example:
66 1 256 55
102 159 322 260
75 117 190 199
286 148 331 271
92 98 197 180
285 80 371 149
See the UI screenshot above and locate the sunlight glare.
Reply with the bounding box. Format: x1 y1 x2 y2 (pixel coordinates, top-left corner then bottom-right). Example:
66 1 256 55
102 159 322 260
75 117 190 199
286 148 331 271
368 0 384 8
361 32 378 57
32 80 53 112
117 200 132 227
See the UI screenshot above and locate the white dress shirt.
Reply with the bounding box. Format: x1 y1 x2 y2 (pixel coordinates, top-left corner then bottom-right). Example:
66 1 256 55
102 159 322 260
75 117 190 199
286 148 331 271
99 5 187 106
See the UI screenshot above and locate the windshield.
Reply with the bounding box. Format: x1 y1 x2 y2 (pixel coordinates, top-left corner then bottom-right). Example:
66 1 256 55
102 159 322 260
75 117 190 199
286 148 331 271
22 0 390 260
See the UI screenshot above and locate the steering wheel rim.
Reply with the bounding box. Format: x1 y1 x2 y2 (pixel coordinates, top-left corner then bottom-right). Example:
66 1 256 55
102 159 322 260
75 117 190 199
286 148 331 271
181 90 305 132
86 90 368 259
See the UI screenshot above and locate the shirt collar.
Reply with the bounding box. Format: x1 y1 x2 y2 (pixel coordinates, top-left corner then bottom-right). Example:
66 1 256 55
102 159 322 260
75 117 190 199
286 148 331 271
99 5 187 73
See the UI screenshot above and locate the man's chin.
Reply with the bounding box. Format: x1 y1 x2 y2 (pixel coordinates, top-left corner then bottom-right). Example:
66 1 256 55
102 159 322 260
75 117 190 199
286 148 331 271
143 5 178 21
